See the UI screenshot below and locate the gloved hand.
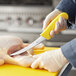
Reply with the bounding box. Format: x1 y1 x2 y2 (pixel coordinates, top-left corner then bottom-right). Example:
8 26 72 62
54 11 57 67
31 49 68 72
43 9 67 37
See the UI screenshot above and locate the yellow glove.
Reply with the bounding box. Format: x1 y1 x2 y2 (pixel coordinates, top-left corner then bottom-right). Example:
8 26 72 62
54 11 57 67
31 49 68 72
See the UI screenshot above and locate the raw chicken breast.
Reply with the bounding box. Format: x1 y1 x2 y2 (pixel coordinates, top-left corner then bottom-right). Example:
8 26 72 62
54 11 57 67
0 35 23 65
0 35 44 67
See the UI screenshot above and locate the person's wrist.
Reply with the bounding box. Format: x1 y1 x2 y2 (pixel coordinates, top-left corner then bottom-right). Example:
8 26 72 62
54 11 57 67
51 9 62 19
58 48 68 67
54 9 62 14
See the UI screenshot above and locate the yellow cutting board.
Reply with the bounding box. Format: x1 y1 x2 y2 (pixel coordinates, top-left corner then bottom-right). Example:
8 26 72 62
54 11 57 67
0 47 59 76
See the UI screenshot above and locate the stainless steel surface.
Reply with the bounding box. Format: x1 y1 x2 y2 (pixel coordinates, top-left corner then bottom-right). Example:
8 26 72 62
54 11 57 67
0 5 53 45
53 0 61 8
0 0 52 5
11 36 46 55
0 6 52 30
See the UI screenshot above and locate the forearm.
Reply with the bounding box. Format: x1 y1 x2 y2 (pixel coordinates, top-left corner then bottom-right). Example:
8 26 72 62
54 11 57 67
61 38 76 67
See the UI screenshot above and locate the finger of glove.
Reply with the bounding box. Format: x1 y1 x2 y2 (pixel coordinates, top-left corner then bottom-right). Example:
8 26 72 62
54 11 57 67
43 14 52 30
62 18 67 30
0 59 4 65
31 57 41 69
50 30 55 38
54 21 60 34
33 55 40 59
59 17 67 31
33 54 42 59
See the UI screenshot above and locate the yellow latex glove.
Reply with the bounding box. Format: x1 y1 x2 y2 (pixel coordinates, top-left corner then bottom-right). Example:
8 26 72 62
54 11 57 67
31 49 68 72
43 9 67 37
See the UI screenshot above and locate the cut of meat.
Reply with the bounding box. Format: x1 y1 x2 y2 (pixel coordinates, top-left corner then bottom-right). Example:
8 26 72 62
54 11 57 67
0 35 44 67
13 55 35 67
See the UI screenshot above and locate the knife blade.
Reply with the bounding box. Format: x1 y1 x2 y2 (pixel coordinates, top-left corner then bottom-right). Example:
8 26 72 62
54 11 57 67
10 36 46 56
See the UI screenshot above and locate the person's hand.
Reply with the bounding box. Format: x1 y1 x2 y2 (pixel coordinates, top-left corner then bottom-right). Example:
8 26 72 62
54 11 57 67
43 9 67 37
31 49 68 72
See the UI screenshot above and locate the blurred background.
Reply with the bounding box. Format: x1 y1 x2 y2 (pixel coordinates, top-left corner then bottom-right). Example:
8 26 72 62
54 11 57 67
0 0 75 47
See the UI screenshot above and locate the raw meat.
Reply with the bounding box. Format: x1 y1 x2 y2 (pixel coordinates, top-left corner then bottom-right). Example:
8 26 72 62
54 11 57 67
0 35 44 67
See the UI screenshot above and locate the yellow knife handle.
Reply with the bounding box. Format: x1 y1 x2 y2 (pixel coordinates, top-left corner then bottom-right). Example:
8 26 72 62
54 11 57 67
40 12 69 40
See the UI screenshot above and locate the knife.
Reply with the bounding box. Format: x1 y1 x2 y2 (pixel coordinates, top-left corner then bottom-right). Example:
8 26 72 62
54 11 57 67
11 12 68 56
